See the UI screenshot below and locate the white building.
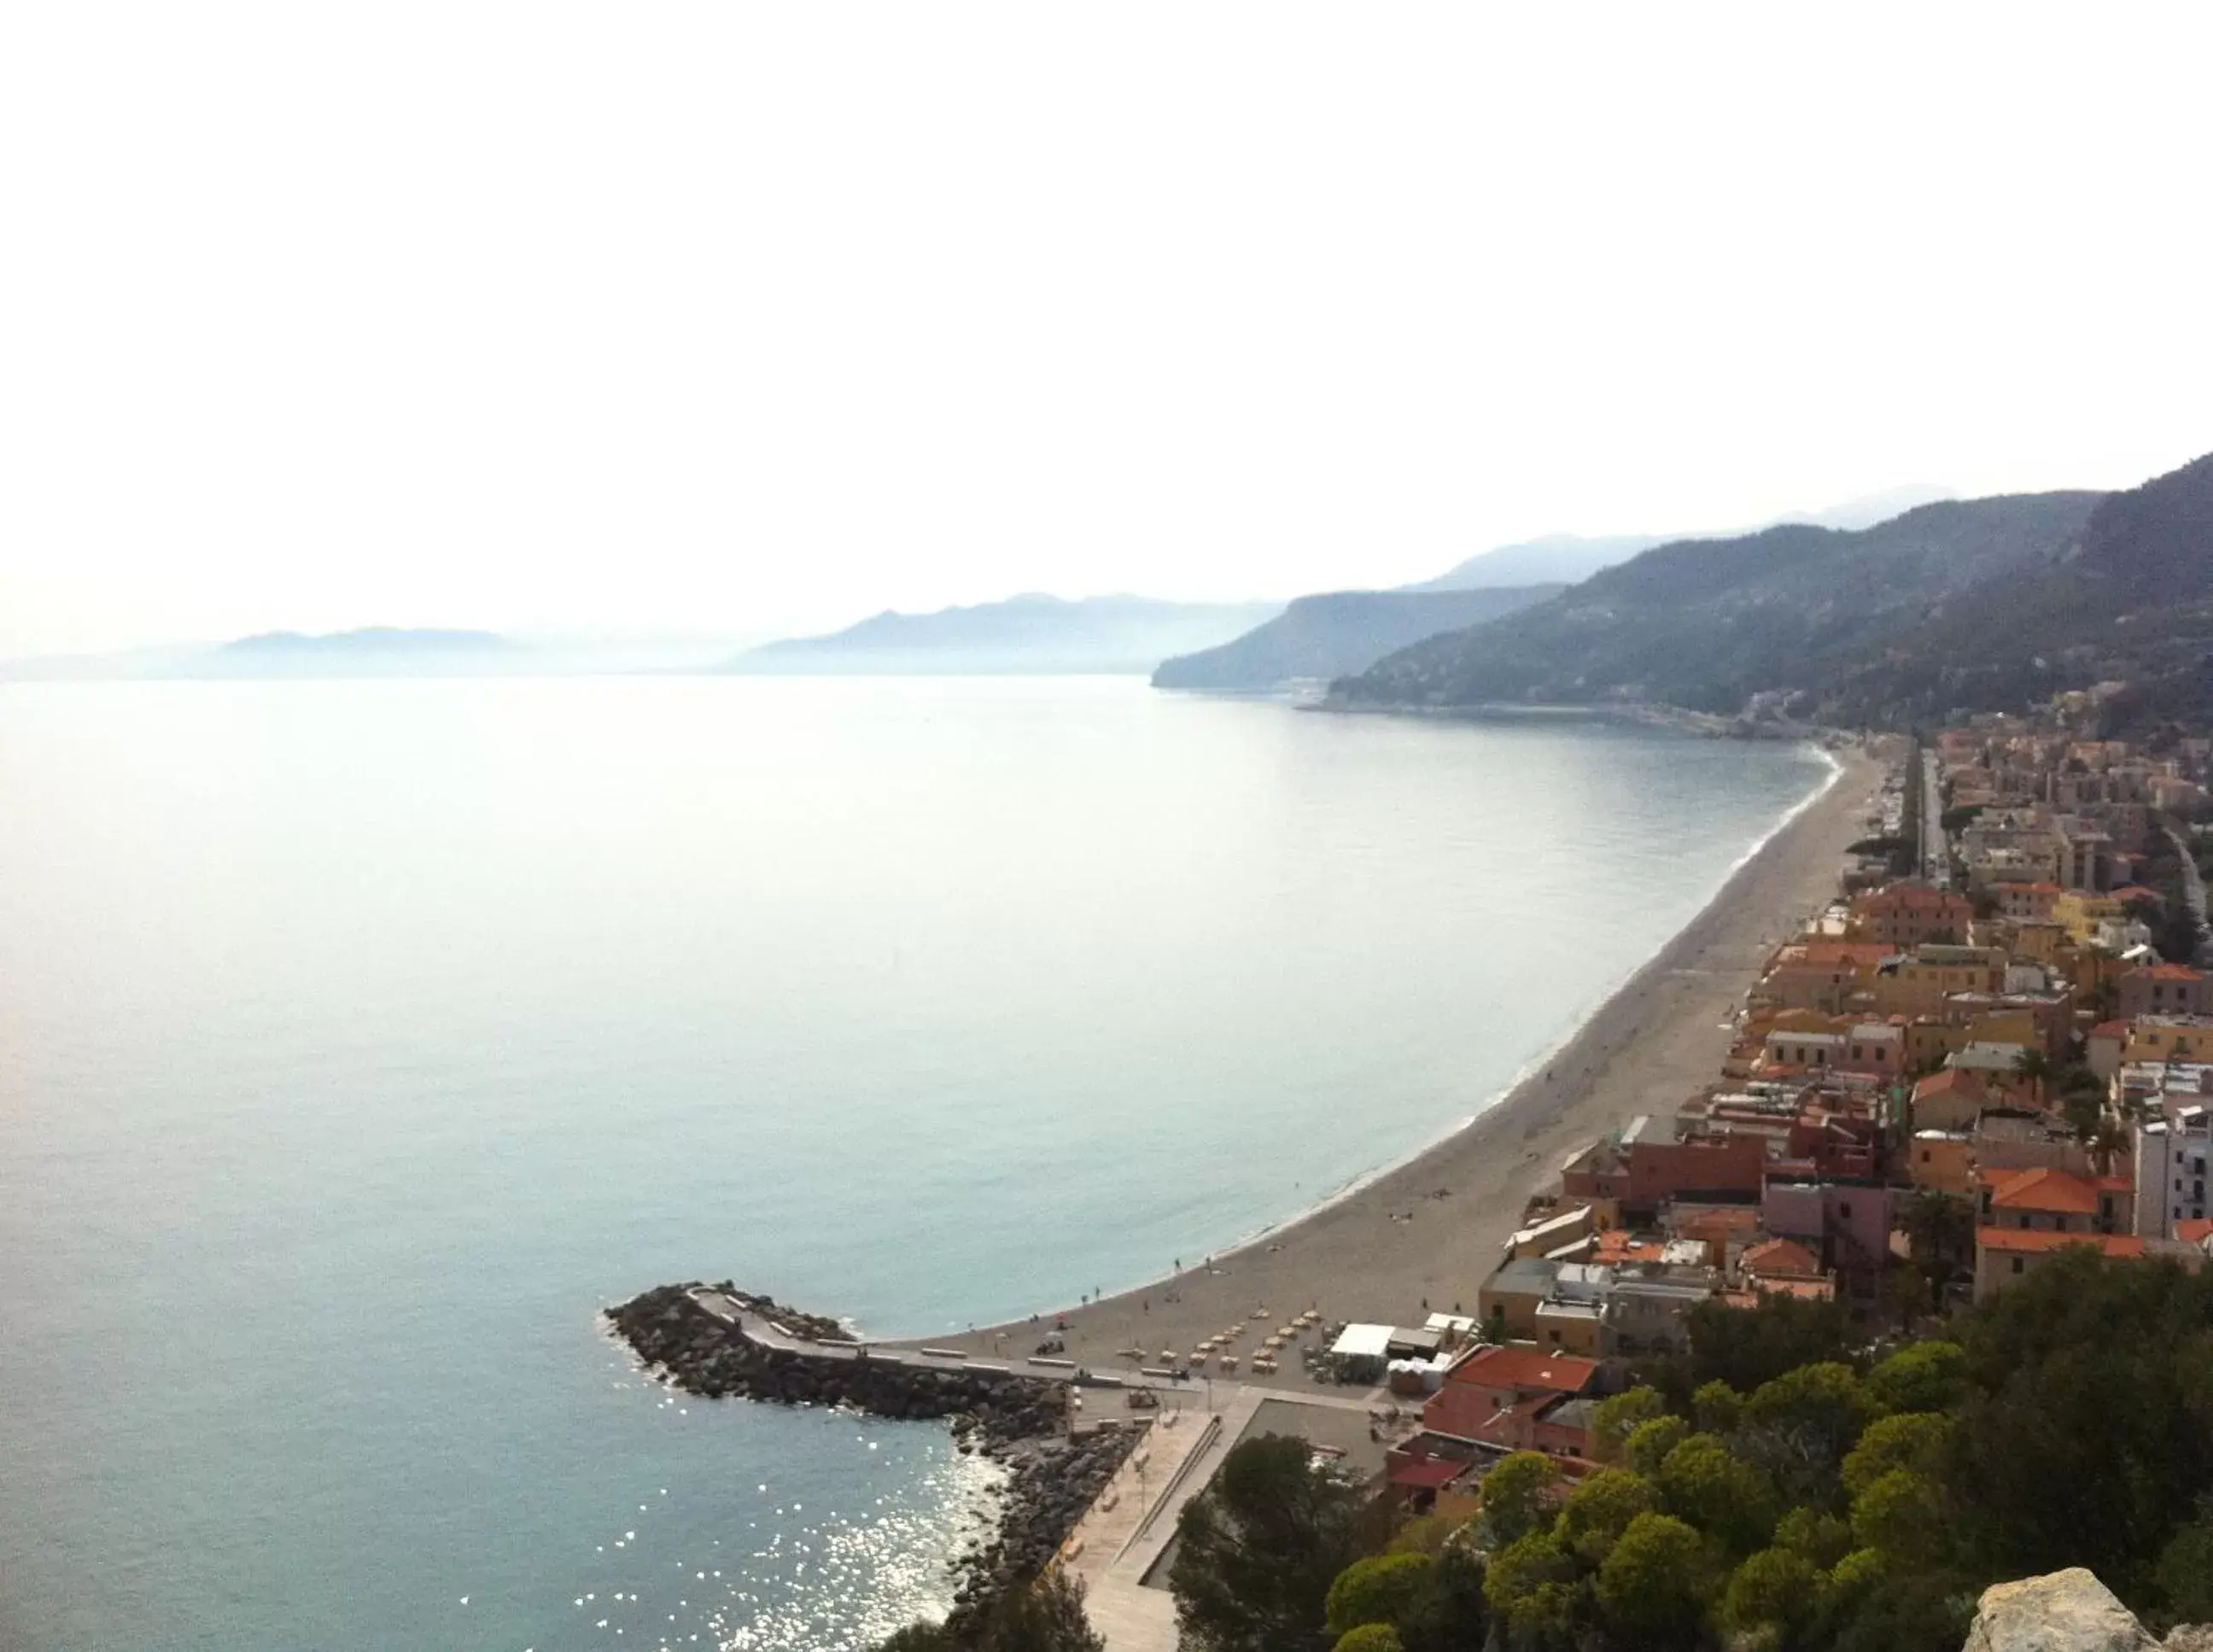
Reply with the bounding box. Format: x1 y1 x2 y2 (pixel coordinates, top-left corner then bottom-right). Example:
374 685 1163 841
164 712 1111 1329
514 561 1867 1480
2133 1104 2213 1239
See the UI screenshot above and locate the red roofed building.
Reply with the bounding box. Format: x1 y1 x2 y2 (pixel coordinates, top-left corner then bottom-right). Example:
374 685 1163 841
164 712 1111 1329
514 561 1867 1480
1561 1116 1770 1217
1740 1237 1821 1280
1852 883 1973 948
1973 1228 2149 1302
1976 1165 2134 1235
1422 1346 1603 1462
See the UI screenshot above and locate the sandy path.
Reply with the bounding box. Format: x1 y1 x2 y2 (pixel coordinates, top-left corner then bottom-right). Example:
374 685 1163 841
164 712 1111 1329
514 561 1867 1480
914 744 1888 1384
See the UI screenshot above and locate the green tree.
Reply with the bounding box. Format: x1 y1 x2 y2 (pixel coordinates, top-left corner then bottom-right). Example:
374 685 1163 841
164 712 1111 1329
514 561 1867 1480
1658 1433 1778 1555
1865 1341 1967 1415
1332 1626 1404 1652
1842 1412 1954 1499
1477 1452 1562 1548
2013 1046 2052 1106
1589 1387 1667 1462
1594 1513 1709 1649
1553 1468 1656 1564
1482 1530 1579 1649
1624 1414 1690 1478
1773 1505 1854 1570
1720 1545 1821 1640
1170 1435 1369 1652
1826 1564 1973 1652
875 1571 1105 1652
1325 1554 1434 1638
1737 1362 1880 1503
1850 1469 1947 1562
1383 1513 1458 1556
1685 1294 1851 1393
1951 1250 2213 1602
1897 1192 1975 1294
1397 1544 1488 1652
1693 1379 1743 1437
2157 1495 2213 1624
877 1626 955 1651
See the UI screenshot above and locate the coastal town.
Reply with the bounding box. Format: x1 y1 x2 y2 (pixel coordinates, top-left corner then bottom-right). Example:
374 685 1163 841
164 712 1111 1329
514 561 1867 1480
607 697 2213 1652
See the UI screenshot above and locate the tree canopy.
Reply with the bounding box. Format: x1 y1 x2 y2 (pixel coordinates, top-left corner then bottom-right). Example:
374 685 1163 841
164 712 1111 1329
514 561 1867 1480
1170 1434 1370 1652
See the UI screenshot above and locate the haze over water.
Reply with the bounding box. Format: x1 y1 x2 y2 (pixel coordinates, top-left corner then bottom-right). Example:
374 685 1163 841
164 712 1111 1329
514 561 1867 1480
0 677 1827 1650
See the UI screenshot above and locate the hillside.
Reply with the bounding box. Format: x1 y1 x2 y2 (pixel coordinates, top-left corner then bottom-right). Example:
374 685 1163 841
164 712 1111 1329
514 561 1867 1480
1403 487 1954 593
1828 452 2213 732
1334 488 2111 723
1149 586 1564 691
1406 535 1669 591
729 594 1282 675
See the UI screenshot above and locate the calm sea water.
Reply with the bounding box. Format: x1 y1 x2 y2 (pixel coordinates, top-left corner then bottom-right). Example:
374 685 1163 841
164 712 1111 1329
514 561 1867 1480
0 677 1827 1651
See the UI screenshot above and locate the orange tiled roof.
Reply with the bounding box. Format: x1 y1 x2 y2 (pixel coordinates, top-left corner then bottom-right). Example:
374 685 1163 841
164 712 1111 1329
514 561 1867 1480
1979 1166 2106 1216
2134 964 2206 982
1741 1237 1822 1278
1977 1227 2146 1258
1796 942 1896 967
2178 1219 2213 1246
2091 1021 2132 1039
1448 1346 1600 1395
1916 1068 1989 1100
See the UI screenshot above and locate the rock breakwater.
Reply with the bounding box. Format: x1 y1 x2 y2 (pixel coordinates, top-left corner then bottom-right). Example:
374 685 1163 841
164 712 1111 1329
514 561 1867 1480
604 1281 1142 1637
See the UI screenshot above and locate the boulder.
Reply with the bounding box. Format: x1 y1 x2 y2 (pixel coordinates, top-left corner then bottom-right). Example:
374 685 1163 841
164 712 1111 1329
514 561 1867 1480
1962 1570 2160 1652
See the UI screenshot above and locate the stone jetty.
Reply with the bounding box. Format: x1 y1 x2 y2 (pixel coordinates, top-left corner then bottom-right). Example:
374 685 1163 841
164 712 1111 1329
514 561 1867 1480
604 1281 1142 1635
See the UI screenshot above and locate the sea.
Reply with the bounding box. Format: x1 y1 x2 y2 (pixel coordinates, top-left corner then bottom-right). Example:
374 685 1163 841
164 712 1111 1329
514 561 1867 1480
0 675 1831 1651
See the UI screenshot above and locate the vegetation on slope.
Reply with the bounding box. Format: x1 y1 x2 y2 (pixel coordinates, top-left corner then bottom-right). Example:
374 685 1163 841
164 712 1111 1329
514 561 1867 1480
1151 587 1562 692
1164 1254 2213 1652
1334 489 2107 723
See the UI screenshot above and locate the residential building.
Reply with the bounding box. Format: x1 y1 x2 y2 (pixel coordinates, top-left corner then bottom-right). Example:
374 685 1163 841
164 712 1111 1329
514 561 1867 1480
1422 1346 1603 1462
2133 1106 2213 1240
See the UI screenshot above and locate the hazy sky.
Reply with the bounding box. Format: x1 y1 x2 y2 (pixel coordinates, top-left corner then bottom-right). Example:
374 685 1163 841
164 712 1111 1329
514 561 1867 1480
3 5 2209 656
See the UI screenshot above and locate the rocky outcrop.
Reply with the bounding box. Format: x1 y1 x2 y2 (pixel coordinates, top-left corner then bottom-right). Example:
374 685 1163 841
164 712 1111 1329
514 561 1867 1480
1961 1569 2210 1652
604 1281 1140 1638
605 1282 1066 1441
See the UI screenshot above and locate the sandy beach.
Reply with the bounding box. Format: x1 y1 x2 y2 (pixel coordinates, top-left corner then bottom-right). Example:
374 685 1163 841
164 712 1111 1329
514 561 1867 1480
919 743 1889 1383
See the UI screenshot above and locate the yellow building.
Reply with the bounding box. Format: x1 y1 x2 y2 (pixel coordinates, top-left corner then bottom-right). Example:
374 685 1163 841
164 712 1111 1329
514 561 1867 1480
1908 1130 1975 1195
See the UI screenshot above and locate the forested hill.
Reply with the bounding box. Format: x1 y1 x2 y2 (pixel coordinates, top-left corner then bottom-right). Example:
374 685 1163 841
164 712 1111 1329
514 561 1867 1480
1151 586 1562 691
1849 450 2213 733
1331 486 2117 726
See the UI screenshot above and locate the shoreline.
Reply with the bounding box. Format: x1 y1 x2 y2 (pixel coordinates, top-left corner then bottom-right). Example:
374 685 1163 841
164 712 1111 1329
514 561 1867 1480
1153 742 1850 1264
913 741 1887 1376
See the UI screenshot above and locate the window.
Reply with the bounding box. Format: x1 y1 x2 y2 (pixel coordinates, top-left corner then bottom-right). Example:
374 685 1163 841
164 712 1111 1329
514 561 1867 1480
2012 1257 2025 1274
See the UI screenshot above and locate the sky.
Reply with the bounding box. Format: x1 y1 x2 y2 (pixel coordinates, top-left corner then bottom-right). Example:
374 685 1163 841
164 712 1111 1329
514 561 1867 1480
3 4 2210 657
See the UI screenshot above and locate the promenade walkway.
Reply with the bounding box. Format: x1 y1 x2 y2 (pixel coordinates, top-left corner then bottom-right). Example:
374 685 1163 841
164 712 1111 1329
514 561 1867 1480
685 1288 1395 1652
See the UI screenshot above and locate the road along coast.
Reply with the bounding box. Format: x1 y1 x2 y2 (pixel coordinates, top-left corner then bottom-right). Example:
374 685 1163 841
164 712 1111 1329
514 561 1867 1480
914 744 1888 1385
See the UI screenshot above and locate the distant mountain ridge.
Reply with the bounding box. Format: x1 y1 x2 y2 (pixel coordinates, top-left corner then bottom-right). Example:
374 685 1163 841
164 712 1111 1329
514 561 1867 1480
1329 463 2209 727
196 628 517 677
1408 486 1954 592
729 593 1283 675
1150 587 1563 692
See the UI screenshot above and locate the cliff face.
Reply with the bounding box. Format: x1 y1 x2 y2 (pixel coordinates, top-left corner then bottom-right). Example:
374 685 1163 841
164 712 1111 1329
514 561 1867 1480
1150 585 1562 691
